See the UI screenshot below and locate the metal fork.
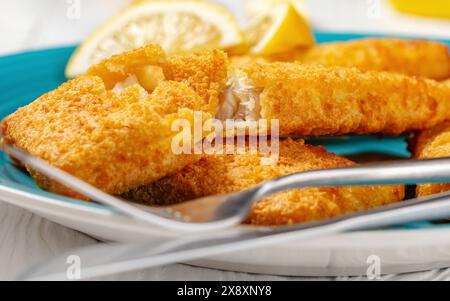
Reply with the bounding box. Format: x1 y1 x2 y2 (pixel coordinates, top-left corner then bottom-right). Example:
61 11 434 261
19 190 450 280
4 143 450 233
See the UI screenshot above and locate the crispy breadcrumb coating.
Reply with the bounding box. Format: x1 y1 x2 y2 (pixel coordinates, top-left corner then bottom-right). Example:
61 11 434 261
86 44 167 89
229 55 270 70
2 78 202 199
238 62 450 136
231 38 450 80
2 45 228 199
87 44 229 115
164 51 229 106
123 139 404 226
413 121 450 197
296 39 450 80
259 38 450 80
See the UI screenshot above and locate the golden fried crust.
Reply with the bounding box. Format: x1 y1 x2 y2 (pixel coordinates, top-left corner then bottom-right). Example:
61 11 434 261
123 139 404 226
86 44 167 89
413 121 450 197
2 46 229 199
164 50 229 112
88 45 228 115
293 39 450 80
242 62 450 136
2 76 215 199
230 39 450 80
229 55 270 70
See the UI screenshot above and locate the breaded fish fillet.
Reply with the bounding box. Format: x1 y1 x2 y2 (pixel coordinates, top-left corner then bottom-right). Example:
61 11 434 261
2 45 228 199
413 121 450 197
123 139 404 226
232 38 450 80
296 39 450 80
217 62 450 136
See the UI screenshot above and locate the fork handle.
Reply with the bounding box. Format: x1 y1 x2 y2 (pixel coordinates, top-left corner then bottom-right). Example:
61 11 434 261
21 191 450 281
256 157 450 200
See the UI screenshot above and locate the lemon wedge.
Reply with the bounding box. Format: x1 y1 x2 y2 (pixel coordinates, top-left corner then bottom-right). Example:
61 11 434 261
65 0 243 78
244 2 314 55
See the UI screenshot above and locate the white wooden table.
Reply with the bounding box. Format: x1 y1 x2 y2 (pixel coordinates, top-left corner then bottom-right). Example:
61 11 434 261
1 0 450 281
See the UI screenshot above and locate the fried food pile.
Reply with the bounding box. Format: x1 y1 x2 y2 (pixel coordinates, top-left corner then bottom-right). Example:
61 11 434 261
2 37 450 225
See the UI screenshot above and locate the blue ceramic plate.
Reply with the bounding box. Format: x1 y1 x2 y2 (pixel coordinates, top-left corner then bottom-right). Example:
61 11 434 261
3 32 450 277
0 31 449 232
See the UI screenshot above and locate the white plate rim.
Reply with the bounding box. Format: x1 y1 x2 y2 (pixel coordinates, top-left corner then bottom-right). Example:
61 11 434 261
3 182 450 276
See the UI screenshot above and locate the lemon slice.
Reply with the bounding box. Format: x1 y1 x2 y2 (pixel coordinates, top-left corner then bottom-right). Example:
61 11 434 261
245 2 314 55
66 0 243 78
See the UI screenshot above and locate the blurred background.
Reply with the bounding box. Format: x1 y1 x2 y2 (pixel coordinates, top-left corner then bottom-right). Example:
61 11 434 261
0 0 450 56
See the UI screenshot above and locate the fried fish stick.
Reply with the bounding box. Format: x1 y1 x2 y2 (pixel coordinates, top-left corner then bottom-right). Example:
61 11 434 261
413 121 450 197
123 139 404 226
231 39 450 80
217 62 450 136
294 39 450 80
2 45 228 199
